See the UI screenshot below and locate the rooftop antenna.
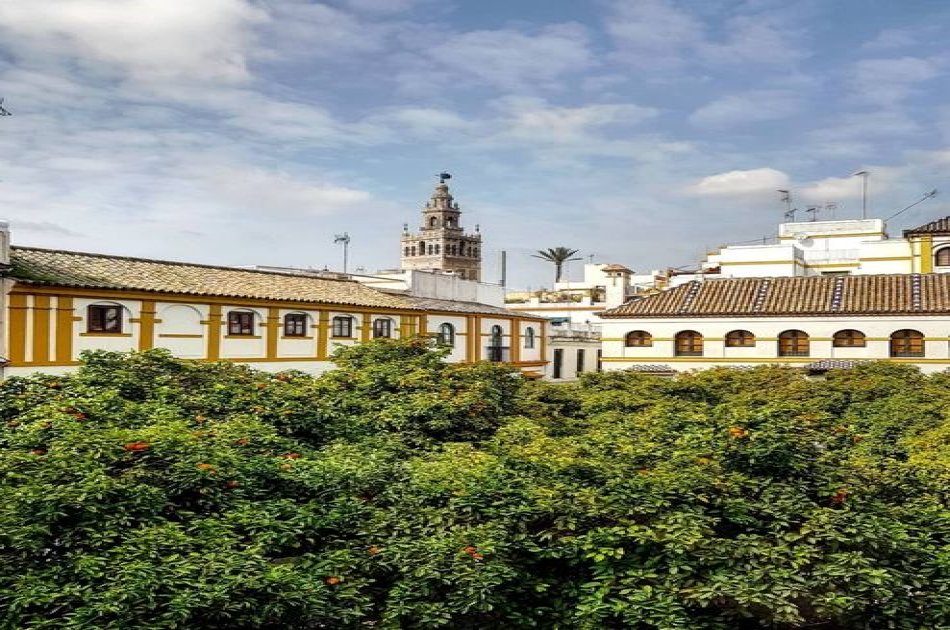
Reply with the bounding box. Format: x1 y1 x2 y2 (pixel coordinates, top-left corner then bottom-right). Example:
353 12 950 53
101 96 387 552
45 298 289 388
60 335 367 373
824 202 837 220
805 206 820 222
0 98 11 117
884 189 938 225
777 189 792 219
333 232 351 274
852 170 869 219
783 208 797 222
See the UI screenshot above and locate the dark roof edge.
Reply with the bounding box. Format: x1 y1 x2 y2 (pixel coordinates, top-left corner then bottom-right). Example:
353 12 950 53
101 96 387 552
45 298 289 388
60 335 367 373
10 246 355 285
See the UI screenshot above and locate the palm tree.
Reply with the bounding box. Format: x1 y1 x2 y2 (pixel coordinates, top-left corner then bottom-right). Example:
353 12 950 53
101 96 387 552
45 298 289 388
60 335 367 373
533 247 581 286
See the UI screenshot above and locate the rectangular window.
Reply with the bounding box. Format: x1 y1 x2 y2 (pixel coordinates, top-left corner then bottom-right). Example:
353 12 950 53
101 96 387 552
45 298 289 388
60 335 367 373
553 349 563 379
284 314 307 337
87 305 122 333
332 316 353 338
576 349 585 374
227 311 254 336
373 318 393 338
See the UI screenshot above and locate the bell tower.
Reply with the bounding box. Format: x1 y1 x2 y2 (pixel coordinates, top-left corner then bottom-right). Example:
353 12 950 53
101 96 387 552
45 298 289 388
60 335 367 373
400 173 482 281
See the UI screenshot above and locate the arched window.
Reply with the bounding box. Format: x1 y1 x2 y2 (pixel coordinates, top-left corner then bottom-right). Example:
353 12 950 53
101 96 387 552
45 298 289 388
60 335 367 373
890 329 924 357
524 326 536 349
87 303 123 333
778 330 809 357
283 313 308 337
227 310 255 336
429 217 437 227
935 247 950 267
331 316 353 338
675 330 703 356
625 330 652 347
373 318 393 339
437 323 455 346
725 330 755 347
833 329 866 347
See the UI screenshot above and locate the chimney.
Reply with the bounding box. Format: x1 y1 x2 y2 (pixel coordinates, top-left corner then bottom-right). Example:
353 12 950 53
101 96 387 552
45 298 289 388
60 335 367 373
0 220 9 268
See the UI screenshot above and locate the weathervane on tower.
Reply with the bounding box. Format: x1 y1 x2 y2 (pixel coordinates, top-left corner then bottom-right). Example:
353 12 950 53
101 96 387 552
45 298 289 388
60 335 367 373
438 172 452 184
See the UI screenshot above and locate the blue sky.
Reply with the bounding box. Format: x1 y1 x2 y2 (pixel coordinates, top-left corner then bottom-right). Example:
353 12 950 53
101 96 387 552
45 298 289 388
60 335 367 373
1 0 949 289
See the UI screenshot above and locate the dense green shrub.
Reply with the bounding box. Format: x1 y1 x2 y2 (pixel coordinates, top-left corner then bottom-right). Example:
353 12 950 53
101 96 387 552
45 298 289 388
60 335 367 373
0 342 948 628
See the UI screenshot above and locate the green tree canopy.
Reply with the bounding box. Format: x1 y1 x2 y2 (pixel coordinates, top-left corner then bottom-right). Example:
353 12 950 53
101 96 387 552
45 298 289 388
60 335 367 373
1 343 948 628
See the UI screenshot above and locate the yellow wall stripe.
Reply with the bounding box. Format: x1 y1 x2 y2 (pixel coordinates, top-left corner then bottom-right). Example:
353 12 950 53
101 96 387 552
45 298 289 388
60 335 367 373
8 293 27 364
32 295 51 363
138 300 156 351
206 304 222 360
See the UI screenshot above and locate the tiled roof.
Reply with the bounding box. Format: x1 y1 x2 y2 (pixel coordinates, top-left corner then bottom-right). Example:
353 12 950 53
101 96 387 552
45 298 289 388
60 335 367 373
805 359 866 372
9 247 539 318
599 274 950 318
904 216 950 236
601 263 634 273
625 364 676 374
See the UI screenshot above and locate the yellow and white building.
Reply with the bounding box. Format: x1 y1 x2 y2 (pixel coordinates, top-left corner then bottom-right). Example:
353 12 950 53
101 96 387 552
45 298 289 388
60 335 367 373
600 272 950 374
0 225 547 378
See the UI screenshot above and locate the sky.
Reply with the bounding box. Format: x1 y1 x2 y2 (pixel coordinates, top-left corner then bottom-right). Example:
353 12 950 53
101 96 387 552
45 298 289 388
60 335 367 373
1 0 949 290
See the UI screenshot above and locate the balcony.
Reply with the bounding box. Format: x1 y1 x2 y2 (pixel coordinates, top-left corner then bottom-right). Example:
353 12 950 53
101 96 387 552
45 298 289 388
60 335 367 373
550 328 601 342
485 346 511 363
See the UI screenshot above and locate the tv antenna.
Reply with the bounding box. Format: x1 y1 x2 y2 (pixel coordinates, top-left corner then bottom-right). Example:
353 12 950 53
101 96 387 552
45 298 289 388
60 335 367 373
884 189 938 225
0 98 11 117
783 208 798 222
824 202 837 220
777 189 792 218
333 232 351 274
805 206 820 222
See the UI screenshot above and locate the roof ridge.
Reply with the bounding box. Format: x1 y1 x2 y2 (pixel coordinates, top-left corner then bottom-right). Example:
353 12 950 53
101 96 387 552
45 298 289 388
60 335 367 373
10 245 355 285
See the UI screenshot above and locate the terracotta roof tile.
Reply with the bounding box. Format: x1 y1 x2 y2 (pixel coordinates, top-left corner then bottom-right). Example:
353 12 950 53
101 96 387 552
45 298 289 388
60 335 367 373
600 274 950 318
9 246 538 319
904 216 950 236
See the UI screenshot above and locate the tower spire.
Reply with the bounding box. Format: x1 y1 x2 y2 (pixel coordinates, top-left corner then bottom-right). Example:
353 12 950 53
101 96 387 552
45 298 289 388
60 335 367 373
400 174 482 281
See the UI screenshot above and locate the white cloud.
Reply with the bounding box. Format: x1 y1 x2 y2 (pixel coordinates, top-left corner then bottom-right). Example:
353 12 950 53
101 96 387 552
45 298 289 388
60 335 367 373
689 90 801 128
496 97 657 141
605 0 702 67
688 167 789 197
402 23 594 90
849 56 942 106
0 0 265 84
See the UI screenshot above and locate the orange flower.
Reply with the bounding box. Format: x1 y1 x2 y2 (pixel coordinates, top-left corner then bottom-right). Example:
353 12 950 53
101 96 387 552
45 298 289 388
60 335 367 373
728 427 748 439
324 576 341 585
234 438 249 446
30 448 47 456
71 412 87 420
196 463 215 472
471 553 484 560
123 441 150 452
462 545 478 555
282 452 301 460
225 480 240 488
368 546 382 555
830 489 849 505
255 383 267 390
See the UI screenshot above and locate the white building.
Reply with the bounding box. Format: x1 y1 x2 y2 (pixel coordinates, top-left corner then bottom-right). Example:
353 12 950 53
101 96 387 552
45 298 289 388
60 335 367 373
696 216 950 279
0 222 547 378
599 273 950 374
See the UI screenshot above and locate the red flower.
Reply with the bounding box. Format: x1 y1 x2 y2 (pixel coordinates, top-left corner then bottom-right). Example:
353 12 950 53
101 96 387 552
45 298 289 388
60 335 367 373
282 452 301 460
30 448 47 456
225 480 240 488
123 441 150 452
830 489 850 505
